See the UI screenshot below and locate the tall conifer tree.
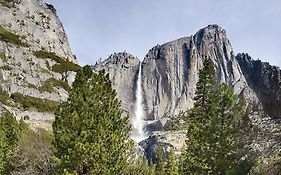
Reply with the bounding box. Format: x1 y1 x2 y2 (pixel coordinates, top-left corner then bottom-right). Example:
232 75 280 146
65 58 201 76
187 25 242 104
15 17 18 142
165 149 178 175
180 59 250 174
0 112 20 174
53 66 131 174
155 147 165 175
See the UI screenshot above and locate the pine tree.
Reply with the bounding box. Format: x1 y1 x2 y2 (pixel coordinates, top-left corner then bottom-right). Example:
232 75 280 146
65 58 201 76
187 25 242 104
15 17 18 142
165 149 178 175
141 156 149 175
180 58 217 174
210 83 251 174
193 58 216 110
148 160 155 175
52 65 131 174
180 59 250 174
155 146 165 175
0 112 20 174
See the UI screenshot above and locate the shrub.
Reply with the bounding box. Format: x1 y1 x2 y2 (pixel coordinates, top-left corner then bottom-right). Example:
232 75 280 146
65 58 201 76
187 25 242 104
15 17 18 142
10 92 58 112
0 26 26 46
33 50 80 73
44 78 70 91
0 88 10 105
51 61 80 73
11 126 54 174
27 83 37 89
0 112 19 174
0 51 5 59
0 0 15 8
1 65 12 70
38 82 55 93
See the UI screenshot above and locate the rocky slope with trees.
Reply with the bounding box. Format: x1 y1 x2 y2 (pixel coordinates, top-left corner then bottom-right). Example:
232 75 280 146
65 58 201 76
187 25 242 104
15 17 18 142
0 0 79 128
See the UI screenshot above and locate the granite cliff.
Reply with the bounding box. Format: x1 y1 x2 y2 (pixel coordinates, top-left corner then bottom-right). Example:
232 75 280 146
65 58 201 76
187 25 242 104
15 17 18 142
0 0 79 129
95 25 281 161
95 25 272 121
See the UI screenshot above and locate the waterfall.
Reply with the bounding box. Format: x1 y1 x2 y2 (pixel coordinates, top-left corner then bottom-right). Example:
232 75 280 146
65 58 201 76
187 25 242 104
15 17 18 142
131 62 147 143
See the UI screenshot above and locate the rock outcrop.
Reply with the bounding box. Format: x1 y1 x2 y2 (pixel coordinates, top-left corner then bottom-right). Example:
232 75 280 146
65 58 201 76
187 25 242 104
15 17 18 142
94 25 281 158
96 25 260 120
142 25 257 120
237 53 281 118
93 52 140 116
0 0 79 124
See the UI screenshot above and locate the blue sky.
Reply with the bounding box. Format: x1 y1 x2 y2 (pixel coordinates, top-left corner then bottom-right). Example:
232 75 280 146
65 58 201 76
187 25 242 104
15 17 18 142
45 0 281 67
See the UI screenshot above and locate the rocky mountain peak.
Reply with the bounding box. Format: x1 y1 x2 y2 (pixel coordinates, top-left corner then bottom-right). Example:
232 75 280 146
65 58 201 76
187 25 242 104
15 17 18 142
95 51 139 69
194 24 226 39
94 52 140 116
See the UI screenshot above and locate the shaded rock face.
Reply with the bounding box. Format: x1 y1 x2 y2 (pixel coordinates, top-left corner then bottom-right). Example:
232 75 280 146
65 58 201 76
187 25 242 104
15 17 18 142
142 25 254 119
93 52 140 116
237 53 281 118
139 131 186 162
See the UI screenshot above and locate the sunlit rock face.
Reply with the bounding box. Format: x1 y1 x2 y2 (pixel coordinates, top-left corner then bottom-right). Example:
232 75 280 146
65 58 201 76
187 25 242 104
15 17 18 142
93 24 280 121
93 24 281 157
0 0 77 122
141 24 257 120
93 52 140 117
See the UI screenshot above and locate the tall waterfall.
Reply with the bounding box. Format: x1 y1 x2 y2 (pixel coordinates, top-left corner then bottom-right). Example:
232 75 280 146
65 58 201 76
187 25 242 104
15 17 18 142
131 63 146 143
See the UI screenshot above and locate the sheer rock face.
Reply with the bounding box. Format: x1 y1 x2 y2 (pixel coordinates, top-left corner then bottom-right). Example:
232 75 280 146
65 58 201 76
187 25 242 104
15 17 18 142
237 53 281 118
94 25 280 122
0 0 76 63
93 52 140 116
142 25 257 120
0 0 77 121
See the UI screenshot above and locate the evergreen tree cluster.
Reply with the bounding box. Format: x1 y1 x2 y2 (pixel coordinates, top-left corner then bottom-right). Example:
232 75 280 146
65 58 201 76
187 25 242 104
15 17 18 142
0 62 261 174
0 112 19 174
53 66 131 174
179 59 252 175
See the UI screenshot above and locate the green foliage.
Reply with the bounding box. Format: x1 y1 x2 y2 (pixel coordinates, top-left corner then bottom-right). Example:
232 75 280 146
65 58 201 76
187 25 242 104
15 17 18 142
44 78 70 91
148 161 156 175
11 92 58 112
52 61 80 74
180 59 252 175
0 51 5 60
34 50 80 73
0 88 10 105
39 81 55 93
0 26 26 46
0 112 20 174
0 0 15 8
34 50 64 63
127 156 149 175
29 78 70 93
52 65 131 174
164 111 189 131
165 149 178 175
0 65 12 70
27 83 37 89
11 126 54 175
155 147 165 175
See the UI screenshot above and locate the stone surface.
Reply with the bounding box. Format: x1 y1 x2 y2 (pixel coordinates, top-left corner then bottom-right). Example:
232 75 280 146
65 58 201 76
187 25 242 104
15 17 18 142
0 0 77 123
142 25 258 120
94 24 281 158
93 52 140 116
139 131 186 162
237 53 281 118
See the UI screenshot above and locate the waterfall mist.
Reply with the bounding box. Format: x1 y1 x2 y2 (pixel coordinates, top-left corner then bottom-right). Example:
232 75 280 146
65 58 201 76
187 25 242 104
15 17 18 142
130 63 147 143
